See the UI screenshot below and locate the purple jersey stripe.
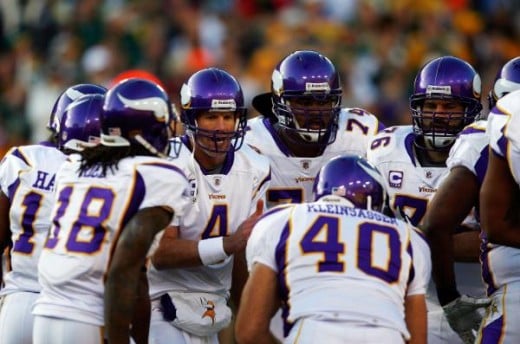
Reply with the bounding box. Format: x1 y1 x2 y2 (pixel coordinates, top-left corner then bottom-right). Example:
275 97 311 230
405 133 417 166
479 233 497 296
480 314 504 343
407 240 415 286
141 161 188 180
11 148 30 167
475 145 489 187
275 221 293 337
7 178 20 201
120 171 146 229
460 126 486 135
263 117 293 157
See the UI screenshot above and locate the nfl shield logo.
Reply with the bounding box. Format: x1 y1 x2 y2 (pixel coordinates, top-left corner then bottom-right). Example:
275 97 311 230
301 160 311 170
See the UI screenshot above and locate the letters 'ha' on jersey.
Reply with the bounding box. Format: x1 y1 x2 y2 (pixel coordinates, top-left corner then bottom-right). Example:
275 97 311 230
0 143 66 296
148 137 271 299
33 155 190 326
367 125 449 226
247 202 430 340
489 89 520 185
245 108 382 207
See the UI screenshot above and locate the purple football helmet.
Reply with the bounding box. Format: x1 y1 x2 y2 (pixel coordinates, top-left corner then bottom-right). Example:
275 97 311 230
102 78 173 156
58 94 103 152
313 155 387 212
272 50 342 147
180 68 247 153
410 56 482 150
488 56 520 110
48 83 107 135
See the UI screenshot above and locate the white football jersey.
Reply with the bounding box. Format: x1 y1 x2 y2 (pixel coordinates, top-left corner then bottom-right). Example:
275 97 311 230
0 143 66 296
247 201 431 340
33 154 190 326
483 91 520 295
446 120 489 185
148 137 271 299
367 125 449 226
245 108 382 207
489 89 520 184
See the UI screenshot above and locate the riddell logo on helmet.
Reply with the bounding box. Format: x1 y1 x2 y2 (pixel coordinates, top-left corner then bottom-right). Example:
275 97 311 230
211 99 236 110
305 82 330 92
426 85 451 95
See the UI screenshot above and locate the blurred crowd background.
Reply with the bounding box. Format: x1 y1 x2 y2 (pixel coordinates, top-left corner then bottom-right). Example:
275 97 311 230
1 0 519 157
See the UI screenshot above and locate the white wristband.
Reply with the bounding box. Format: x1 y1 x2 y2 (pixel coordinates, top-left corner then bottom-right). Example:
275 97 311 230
198 237 228 266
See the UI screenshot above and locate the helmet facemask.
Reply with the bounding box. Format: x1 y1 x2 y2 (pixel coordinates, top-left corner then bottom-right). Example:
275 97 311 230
185 108 248 156
410 95 480 150
274 92 341 147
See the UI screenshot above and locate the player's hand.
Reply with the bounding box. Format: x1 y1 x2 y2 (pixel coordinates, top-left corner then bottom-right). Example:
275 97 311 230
224 199 264 254
442 294 490 344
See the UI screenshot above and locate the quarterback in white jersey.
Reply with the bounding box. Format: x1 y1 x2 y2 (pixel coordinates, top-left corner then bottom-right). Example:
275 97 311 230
0 84 106 344
479 89 520 343
236 155 430 344
367 56 484 344
147 68 270 344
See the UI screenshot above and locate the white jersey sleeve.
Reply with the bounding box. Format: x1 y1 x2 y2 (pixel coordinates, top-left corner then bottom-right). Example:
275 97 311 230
446 120 488 179
246 204 294 272
406 228 431 296
493 89 520 184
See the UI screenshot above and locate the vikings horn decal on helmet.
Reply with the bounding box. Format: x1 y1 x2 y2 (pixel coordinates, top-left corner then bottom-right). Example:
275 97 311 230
410 56 483 150
102 78 173 156
271 50 342 147
488 56 520 110
313 154 387 212
48 83 107 135
180 68 247 153
58 94 103 152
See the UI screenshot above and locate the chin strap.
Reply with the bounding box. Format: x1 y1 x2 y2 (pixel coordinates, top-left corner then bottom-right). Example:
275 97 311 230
134 134 168 159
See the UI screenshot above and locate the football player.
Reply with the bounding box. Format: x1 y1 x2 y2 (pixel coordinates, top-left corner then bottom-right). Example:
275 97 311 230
236 155 430 344
367 55 484 344
146 68 270 344
31 78 190 344
245 50 383 208
422 56 520 344
0 84 106 344
479 86 520 343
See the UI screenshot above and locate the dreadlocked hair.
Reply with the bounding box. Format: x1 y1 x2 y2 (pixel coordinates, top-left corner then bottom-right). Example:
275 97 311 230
79 143 157 177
